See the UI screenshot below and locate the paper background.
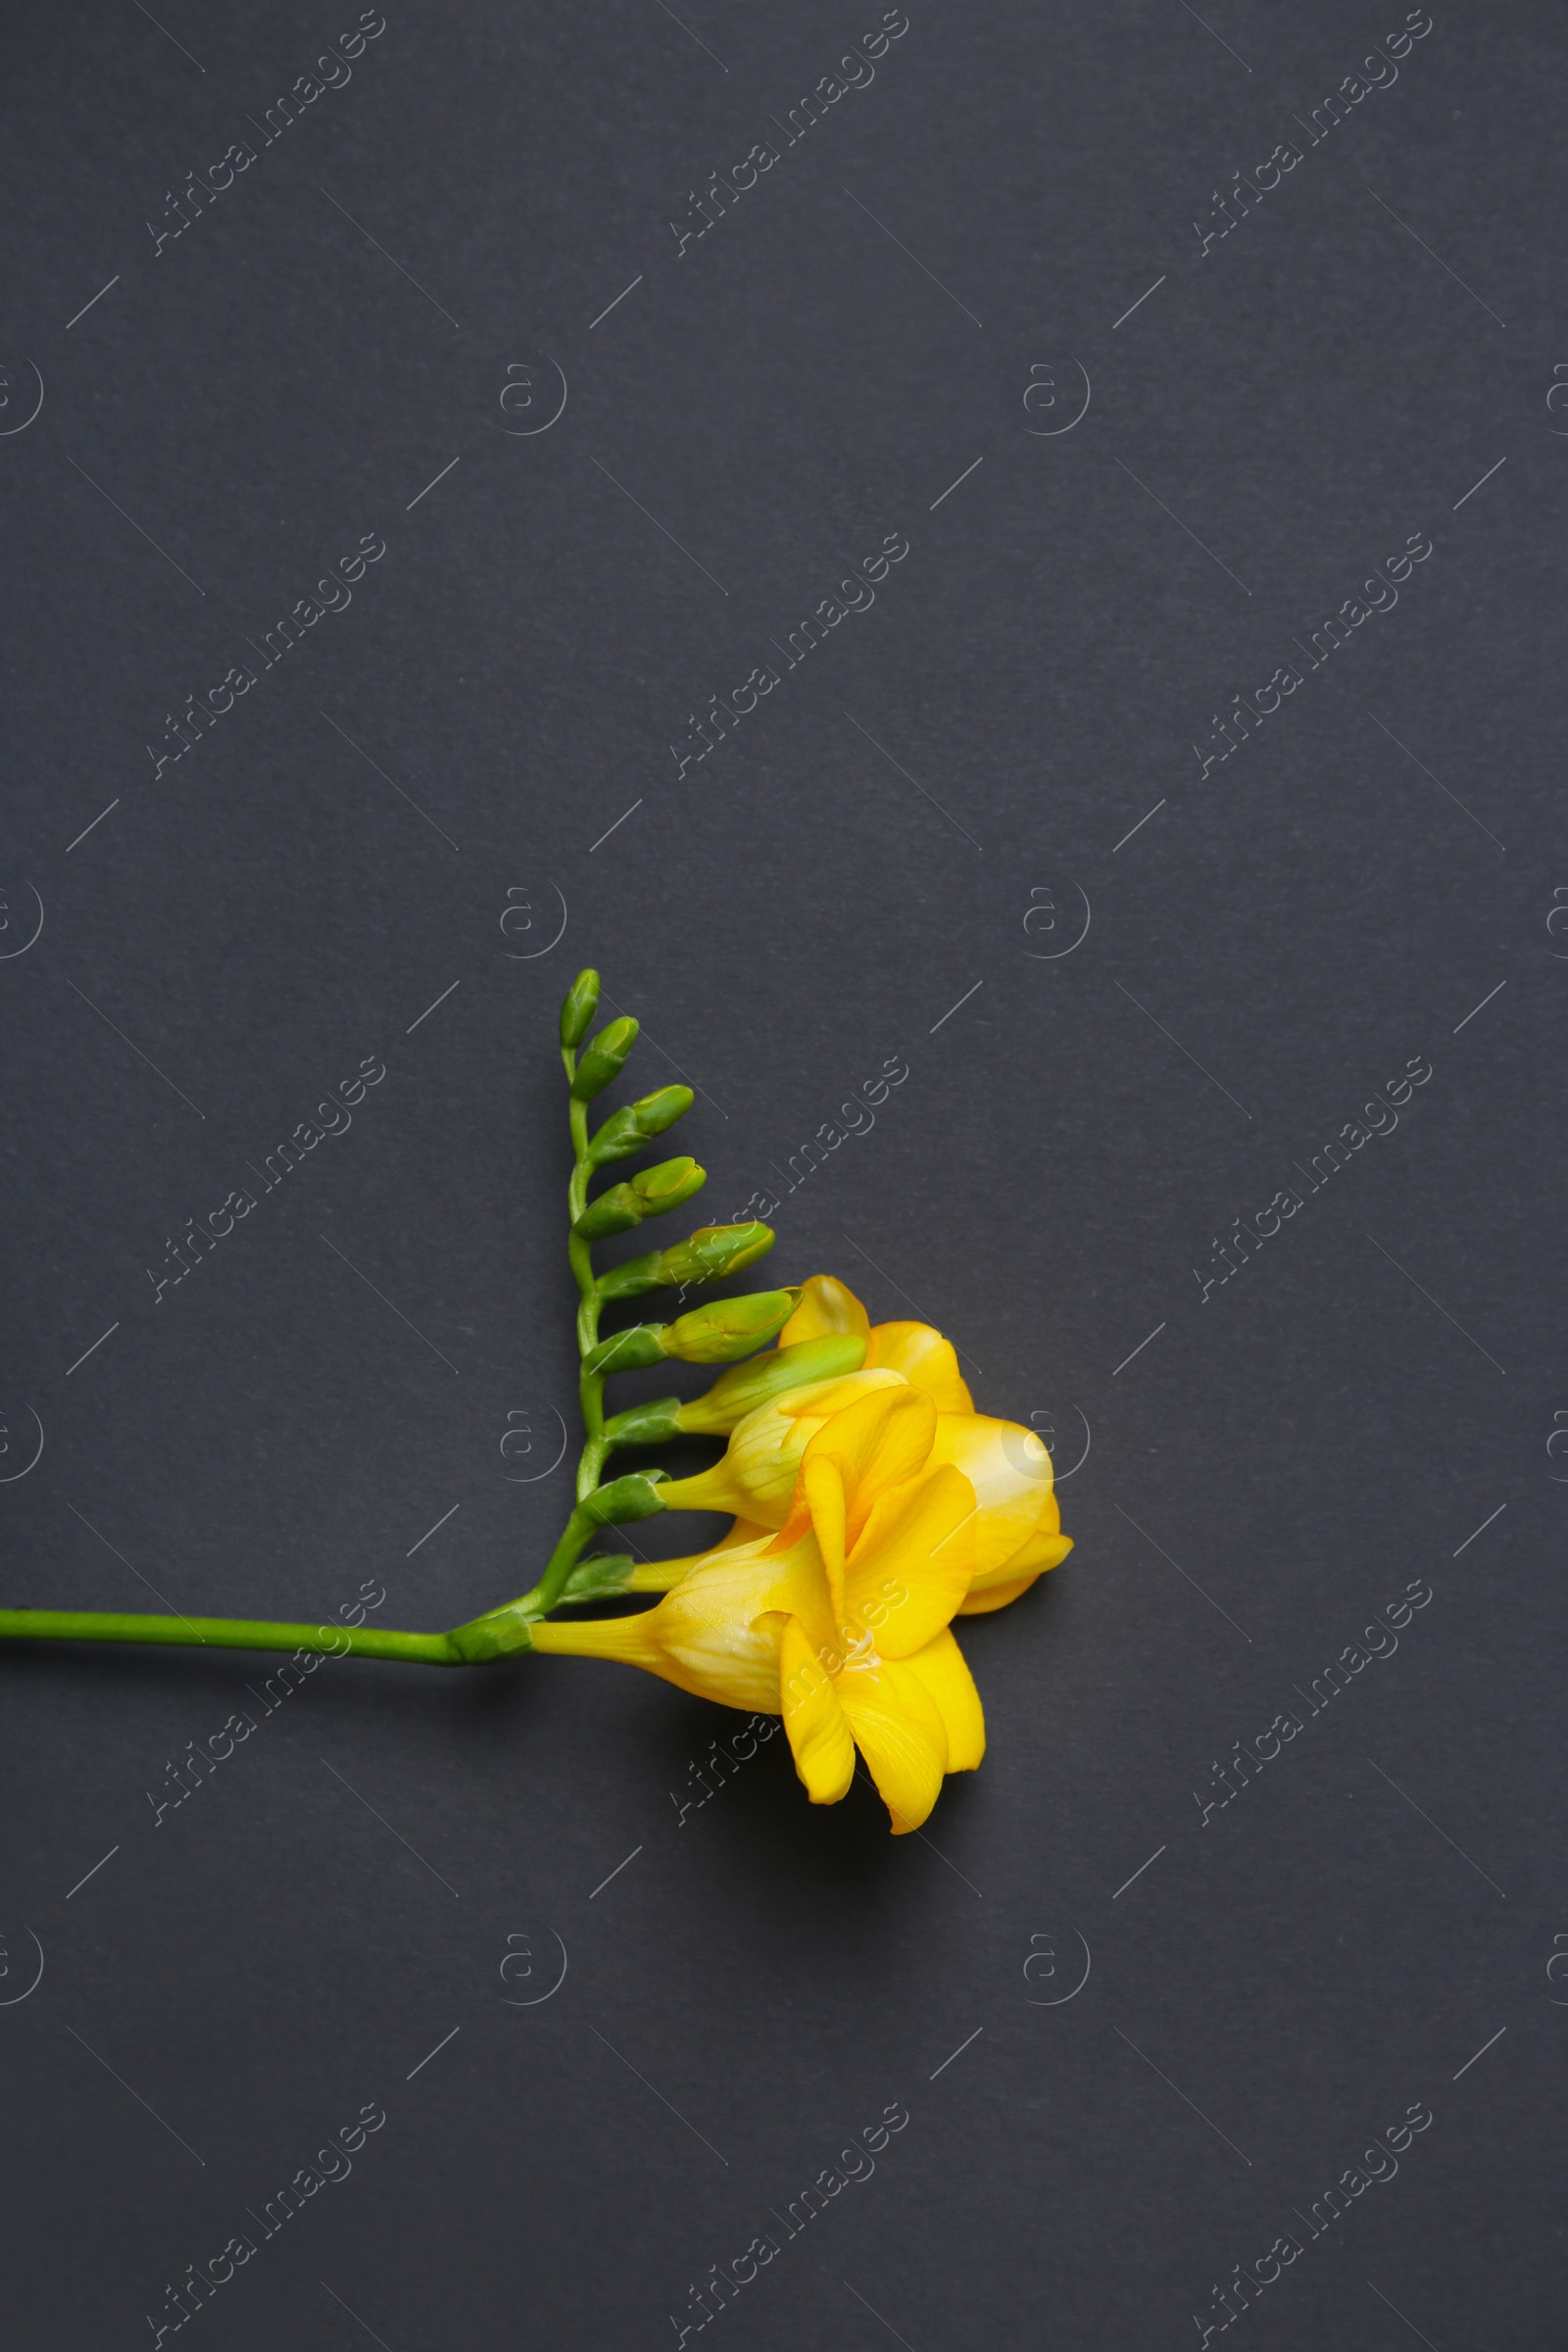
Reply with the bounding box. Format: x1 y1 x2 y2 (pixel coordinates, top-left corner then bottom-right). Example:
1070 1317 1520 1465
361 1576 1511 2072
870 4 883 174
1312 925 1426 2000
2 3 1561 2343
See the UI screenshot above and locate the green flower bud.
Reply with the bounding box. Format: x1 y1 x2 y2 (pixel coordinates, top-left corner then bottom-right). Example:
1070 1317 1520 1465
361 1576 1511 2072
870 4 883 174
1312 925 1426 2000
631 1156 706 1217
662 1288 802 1363
583 1324 669 1376
595 1250 664 1302
570 1016 639 1102
658 1222 774 1288
557 1552 637 1604
560 968 601 1052
595 1222 775 1303
589 1086 693 1165
573 1185 645 1243
676 1333 869 1436
573 1158 706 1244
580 1472 668 1527
602 1396 685 1448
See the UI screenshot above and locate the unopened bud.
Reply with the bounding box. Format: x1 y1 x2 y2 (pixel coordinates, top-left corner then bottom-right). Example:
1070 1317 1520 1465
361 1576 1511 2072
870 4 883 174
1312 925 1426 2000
596 1222 775 1302
589 1087 693 1165
560 968 600 1052
573 1157 705 1244
583 1324 669 1376
662 1288 802 1363
658 1222 774 1287
676 1333 868 1435
570 1016 638 1102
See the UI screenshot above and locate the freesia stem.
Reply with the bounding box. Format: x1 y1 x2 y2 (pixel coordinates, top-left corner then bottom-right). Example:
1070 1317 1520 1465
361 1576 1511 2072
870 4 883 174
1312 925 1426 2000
0 1609 460 1665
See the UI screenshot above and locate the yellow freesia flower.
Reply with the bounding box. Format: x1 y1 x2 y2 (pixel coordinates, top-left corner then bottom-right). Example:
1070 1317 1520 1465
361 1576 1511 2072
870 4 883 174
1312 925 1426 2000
640 1274 1071 1612
532 1388 983 1832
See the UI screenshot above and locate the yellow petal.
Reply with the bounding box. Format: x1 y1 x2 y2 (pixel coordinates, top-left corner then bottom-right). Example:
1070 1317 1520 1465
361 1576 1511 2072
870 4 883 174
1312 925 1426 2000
801 1385 938 1549
625 1517 776 1592
927 1413 1055 1575
776 1369 905 1421
778 1614 856 1804
662 1372 903 1529
901 1628 986 1769
836 1655 949 1833
865 1321 974 1414
843 1461 976 1658
779 1275 871 1348
958 1570 1045 1614
969 1525 1072 1592
801 1455 848 1626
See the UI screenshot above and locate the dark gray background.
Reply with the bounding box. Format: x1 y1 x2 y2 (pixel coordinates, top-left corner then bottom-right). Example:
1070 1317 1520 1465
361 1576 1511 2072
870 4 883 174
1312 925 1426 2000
2 2 1561 2344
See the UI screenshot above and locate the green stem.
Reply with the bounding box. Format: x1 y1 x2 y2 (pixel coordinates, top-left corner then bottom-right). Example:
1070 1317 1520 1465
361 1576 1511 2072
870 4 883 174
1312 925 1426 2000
0 1609 459 1665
